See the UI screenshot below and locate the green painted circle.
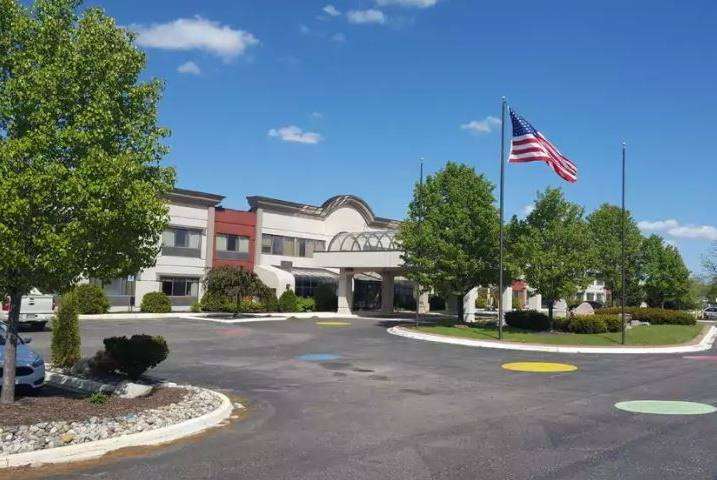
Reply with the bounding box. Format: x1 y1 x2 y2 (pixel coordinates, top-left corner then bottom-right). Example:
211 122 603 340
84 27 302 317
615 400 717 415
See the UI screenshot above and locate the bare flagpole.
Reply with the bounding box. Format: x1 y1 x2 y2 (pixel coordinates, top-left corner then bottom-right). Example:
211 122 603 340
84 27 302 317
621 142 627 345
498 97 507 340
416 157 424 327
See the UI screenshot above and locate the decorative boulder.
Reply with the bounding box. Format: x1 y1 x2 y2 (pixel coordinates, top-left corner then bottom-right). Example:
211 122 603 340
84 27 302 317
572 302 595 316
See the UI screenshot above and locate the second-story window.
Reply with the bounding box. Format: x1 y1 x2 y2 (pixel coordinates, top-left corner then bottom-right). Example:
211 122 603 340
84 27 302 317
260 234 325 258
162 227 202 257
216 234 250 260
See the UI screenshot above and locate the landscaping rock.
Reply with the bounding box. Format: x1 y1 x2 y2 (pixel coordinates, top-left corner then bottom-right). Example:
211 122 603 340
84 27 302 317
0 386 222 456
572 302 595 316
115 382 154 399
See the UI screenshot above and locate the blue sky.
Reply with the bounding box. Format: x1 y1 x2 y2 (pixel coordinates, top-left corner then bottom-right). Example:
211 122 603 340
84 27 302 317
82 0 715 273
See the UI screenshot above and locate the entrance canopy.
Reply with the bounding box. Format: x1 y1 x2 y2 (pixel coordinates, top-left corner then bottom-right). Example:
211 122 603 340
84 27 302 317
314 230 403 270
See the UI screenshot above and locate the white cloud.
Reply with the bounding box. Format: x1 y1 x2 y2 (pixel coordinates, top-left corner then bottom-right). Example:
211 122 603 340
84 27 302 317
460 116 501 134
177 61 201 75
331 32 347 43
323 5 341 17
638 219 717 241
522 204 535 216
375 0 438 8
268 125 323 144
347 9 387 24
133 16 259 61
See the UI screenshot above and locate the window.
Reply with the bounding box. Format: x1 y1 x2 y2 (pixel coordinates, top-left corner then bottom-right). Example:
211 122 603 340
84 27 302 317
160 277 199 298
162 227 202 257
216 234 250 260
587 292 595 301
260 234 326 258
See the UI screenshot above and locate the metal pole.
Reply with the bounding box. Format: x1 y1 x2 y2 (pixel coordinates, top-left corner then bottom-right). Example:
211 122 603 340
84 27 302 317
498 97 507 340
621 142 627 345
416 158 424 327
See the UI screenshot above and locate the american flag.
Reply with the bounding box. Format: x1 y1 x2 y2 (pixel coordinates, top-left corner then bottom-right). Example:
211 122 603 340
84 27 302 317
508 108 577 183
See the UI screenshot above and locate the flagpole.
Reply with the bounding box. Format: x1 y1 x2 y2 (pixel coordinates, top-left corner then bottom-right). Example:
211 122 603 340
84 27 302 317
621 142 627 345
498 97 507 340
416 157 424 328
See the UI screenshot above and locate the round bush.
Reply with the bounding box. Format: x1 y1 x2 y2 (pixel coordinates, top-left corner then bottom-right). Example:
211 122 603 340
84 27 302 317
297 297 315 312
278 289 299 313
505 310 550 331
73 284 110 314
140 291 171 313
103 334 169 380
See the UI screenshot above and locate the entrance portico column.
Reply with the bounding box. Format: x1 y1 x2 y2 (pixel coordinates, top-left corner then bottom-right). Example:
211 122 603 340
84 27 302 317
381 272 394 314
337 269 354 315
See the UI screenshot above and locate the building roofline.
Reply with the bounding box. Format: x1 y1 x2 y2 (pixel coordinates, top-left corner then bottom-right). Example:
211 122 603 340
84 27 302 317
166 188 225 207
247 194 400 228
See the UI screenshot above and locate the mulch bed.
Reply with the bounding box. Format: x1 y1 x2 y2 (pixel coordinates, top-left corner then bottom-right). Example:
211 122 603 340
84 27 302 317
0 386 188 427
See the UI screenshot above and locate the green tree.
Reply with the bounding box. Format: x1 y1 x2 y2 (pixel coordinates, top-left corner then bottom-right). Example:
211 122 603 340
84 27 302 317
203 266 262 317
397 162 500 321
586 204 643 306
704 242 717 282
641 235 691 308
507 188 591 327
0 0 174 403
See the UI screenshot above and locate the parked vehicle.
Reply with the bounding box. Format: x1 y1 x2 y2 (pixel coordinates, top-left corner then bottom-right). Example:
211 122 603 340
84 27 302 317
703 306 717 320
0 322 45 390
0 289 55 331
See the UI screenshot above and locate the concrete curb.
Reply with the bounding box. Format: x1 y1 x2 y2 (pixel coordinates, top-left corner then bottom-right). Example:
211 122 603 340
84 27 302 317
0 387 237 469
387 325 717 354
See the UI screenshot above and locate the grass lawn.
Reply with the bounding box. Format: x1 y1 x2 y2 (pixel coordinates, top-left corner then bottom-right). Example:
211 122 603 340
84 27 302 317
414 323 705 346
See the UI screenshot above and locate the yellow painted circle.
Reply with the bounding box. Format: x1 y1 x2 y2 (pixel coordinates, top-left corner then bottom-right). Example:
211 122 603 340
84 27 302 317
502 362 578 373
315 321 351 327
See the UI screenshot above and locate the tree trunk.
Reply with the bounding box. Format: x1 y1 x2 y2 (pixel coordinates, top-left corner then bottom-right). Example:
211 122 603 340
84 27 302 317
547 300 554 332
1 292 22 404
456 292 464 323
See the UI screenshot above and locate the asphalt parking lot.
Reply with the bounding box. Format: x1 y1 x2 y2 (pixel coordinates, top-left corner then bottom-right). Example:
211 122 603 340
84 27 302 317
12 316 717 480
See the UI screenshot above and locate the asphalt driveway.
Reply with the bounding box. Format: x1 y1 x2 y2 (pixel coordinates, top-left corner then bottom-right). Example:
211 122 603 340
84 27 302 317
11 316 717 480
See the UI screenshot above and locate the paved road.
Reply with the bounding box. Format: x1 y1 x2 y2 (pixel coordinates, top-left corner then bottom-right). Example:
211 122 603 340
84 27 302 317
14 317 717 479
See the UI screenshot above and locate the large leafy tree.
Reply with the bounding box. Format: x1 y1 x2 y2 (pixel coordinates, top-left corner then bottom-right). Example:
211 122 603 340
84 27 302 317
641 235 691 308
203 266 263 317
704 243 717 282
507 188 591 326
0 0 174 402
587 204 643 306
397 162 500 321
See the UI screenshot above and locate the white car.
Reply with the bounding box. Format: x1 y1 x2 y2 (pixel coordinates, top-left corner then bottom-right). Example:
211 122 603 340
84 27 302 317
0 289 56 330
703 306 717 320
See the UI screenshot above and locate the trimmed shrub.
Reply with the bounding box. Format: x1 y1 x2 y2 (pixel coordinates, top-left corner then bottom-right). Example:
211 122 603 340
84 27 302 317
598 314 624 332
103 334 169 380
597 307 696 325
505 310 551 331
73 284 110 314
313 283 337 311
567 315 607 334
190 301 202 313
90 349 119 376
257 287 279 312
278 289 299 313
297 297 315 312
140 291 172 313
475 296 488 310
51 291 81 368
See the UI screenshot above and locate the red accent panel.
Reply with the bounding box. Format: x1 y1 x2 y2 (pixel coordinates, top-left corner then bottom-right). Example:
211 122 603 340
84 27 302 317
213 208 257 271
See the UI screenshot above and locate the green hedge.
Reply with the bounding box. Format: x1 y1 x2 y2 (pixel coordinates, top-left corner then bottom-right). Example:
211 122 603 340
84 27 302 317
140 291 172 313
505 310 550 331
297 297 315 312
73 284 110 314
200 292 265 313
51 291 81 368
278 289 299 312
597 307 695 325
567 315 607 333
313 283 337 311
103 334 169 380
